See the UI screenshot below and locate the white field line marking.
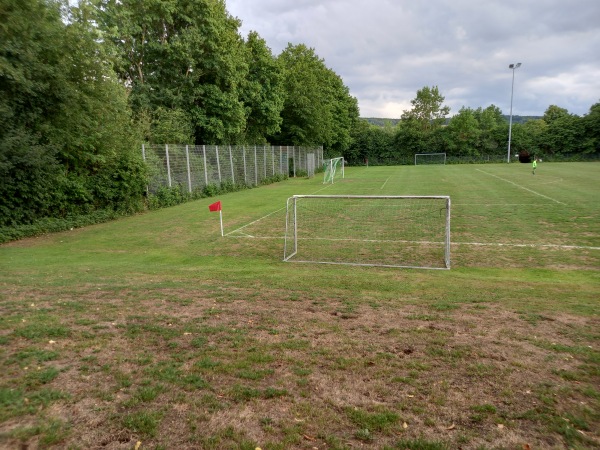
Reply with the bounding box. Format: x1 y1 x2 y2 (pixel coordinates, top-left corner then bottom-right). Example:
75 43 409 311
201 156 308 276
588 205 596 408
380 175 392 190
476 169 566 205
454 241 600 250
453 203 554 206
224 183 334 236
225 208 285 236
226 234 600 251
228 235 282 239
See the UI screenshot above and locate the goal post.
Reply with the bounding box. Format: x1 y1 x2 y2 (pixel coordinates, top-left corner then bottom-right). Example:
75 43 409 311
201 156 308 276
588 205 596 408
415 153 446 165
283 195 451 269
323 157 344 184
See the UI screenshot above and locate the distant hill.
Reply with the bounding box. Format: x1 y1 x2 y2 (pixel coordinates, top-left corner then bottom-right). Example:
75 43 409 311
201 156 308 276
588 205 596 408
362 118 401 127
362 115 541 127
500 115 542 124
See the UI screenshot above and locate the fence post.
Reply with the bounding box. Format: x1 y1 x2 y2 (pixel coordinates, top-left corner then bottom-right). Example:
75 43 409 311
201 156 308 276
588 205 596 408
185 145 192 193
203 145 208 187
254 146 258 185
165 144 172 187
243 146 247 185
293 146 296 177
229 145 235 184
263 146 267 179
142 144 149 195
216 145 222 183
272 146 275 176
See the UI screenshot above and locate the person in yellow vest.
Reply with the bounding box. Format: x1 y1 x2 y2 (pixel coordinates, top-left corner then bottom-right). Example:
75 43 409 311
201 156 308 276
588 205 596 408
532 158 537 175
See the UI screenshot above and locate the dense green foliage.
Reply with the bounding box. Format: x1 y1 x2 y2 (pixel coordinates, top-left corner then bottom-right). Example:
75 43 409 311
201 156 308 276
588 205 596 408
0 0 146 229
0 0 358 233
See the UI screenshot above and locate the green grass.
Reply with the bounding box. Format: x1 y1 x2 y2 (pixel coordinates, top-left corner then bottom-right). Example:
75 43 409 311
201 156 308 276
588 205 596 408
0 162 599 448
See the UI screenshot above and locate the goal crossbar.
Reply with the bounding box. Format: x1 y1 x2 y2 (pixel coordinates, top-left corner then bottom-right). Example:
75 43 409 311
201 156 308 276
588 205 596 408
284 195 451 269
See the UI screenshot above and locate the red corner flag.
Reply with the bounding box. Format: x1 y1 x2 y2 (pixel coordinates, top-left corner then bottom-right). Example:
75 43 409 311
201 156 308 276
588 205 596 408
208 201 223 236
208 201 221 212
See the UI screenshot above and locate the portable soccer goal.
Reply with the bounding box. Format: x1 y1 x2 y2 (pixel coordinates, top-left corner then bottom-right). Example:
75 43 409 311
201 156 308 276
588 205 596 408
283 195 451 269
323 157 344 184
414 153 446 165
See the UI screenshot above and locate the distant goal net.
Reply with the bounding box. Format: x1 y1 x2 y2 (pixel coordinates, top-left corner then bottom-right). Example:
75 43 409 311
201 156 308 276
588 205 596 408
323 157 344 184
415 153 446 165
283 195 451 269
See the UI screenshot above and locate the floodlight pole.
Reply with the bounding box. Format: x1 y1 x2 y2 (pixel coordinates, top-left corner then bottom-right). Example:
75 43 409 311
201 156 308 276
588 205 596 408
507 62 522 163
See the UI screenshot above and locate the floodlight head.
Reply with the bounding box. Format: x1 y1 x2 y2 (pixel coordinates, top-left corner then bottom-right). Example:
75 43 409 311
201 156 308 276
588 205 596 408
509 63 522 69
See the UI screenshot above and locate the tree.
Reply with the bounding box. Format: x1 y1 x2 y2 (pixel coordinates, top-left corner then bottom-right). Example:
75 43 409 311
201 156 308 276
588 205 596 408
541 113 592 156
322 67 360 155
93 0 248 144
0 0 146 227
543 105 570 125
240 31 284 144
401 86 450 132
346 120 395 165
394 117 429 158
474 105 505 154
520 119 547 157
582 102 600 154
273 44 358 154
445 107 481 157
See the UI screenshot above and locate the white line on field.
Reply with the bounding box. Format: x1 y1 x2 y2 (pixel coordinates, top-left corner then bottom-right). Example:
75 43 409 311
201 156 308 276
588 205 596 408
228 235 282 239
224 183 333 236
380 176 392 190
454 241 600 250
453 203 553 206
225 208 285 236
476 169 566 205
225 234 600 251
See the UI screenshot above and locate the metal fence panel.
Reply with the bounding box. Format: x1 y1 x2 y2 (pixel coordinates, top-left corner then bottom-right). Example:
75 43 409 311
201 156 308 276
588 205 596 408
143 145 323 193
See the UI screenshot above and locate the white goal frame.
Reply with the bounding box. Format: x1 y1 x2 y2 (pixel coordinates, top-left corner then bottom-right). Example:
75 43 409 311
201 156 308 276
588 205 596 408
323 157 345 184
415 153 446 165
283 195 451 269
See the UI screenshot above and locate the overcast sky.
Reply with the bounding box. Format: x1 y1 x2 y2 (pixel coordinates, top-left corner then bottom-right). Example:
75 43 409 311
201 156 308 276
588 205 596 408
226 0 600 118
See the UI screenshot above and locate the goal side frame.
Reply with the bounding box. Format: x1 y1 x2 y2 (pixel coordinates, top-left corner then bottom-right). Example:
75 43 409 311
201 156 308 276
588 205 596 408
323 157 345 184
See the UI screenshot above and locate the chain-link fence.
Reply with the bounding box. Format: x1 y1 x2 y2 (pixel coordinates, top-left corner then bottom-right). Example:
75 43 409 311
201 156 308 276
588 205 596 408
142 145 324 193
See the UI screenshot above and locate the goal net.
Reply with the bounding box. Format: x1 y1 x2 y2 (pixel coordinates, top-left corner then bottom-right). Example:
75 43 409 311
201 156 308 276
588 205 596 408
283 195 451 269
415 153 446 165
323 157 344 184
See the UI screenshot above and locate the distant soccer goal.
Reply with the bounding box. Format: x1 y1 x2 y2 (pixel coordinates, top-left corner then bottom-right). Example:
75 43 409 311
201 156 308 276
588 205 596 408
323 157 344 184
415 153 446 165
283 195 451 269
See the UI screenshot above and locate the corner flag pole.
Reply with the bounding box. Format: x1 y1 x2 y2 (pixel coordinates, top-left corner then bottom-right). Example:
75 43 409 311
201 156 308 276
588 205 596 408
208 200 223 236
218 209 223 236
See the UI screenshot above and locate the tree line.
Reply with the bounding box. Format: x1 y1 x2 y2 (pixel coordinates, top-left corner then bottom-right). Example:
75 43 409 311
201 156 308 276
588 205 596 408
346 86 600 165
1 0 598 235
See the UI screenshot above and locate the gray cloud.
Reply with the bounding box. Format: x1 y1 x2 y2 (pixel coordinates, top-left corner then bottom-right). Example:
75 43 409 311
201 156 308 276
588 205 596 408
227 0 600 117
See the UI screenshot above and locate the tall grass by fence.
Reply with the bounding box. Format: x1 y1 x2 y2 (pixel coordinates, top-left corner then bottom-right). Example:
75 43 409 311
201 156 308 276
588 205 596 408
142 145 324 193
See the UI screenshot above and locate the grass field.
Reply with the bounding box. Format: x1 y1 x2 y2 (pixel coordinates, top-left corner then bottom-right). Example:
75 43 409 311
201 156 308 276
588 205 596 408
1 162 599 449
